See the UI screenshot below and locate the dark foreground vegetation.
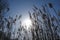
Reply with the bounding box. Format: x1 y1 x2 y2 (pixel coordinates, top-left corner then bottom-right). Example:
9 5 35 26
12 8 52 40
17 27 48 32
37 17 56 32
0 0 60 40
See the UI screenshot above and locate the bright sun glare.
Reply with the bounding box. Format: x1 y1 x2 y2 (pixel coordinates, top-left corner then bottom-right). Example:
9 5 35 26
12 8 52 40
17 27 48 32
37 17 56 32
22 18 32 30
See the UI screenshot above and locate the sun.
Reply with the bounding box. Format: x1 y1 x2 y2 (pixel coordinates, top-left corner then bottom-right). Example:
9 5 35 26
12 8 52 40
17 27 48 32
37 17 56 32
22 18 32 30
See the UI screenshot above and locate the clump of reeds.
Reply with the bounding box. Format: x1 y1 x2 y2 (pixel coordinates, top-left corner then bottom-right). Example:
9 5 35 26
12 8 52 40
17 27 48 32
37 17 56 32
29 2 60 40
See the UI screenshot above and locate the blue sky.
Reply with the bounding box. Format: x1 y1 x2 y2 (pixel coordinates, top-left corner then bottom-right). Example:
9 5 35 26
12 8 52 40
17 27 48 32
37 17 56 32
7 0 42 17
4 0 60 20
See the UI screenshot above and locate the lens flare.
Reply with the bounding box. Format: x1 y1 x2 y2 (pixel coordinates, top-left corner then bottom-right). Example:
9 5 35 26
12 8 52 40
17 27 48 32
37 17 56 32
22 18 32 30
